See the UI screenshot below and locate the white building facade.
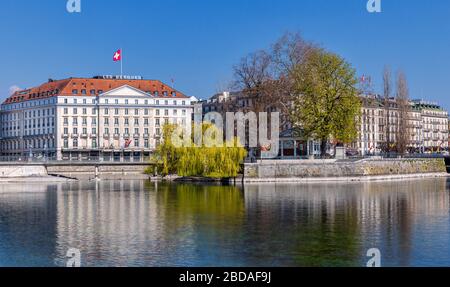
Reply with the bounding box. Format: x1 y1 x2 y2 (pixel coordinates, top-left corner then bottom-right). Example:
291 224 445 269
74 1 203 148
356 96 449 155
0 77 193 162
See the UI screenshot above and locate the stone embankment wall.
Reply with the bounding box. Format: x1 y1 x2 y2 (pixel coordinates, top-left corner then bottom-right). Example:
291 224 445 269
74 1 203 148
0 163 150 180
0 165 48 178
46 164 150 180
244 158 447 182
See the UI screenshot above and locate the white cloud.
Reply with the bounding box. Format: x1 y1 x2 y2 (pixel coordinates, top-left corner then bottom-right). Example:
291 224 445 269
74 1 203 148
9 85 22 95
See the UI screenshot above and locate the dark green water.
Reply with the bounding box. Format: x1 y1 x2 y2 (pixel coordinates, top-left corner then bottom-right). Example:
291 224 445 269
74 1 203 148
0 178 449 267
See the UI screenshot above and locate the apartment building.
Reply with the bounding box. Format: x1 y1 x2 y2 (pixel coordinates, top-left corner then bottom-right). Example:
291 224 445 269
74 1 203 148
356 96 448 155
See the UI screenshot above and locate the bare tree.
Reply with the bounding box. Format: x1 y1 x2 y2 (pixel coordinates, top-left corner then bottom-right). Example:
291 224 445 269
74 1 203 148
232 32 319 127
383 66 392 154
396 71 411 155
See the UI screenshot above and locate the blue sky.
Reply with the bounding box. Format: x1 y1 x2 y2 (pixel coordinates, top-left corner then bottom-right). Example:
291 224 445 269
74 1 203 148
0 0 449 110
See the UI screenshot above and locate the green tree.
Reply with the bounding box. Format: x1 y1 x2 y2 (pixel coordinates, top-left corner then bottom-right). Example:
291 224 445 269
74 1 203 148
291 50 361 156
150 123 247 178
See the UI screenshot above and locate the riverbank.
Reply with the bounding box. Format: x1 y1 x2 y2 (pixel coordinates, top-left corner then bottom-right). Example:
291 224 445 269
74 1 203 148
0 158 447 183
243 158 448 183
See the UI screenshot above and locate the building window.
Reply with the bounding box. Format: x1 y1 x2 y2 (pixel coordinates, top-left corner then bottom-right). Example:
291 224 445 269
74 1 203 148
72 90 78 95
134 118 139 125
134 139 139 147
92 139 97 148
144 139 149 148
104 108 109 115
64 139 69 149
73 139 78 148
104 118 109 125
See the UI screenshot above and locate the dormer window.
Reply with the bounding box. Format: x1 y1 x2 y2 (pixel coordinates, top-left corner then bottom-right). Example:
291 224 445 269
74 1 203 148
172 92 176 97
72 89 78 95
163 91 168 97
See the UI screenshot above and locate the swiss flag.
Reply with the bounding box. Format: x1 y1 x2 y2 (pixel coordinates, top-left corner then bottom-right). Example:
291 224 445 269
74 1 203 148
113 49 121 62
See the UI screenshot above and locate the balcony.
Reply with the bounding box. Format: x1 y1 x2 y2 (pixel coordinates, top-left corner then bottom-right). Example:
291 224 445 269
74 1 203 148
143 134 150 139
90 134 98 138
81 134 88 138
134 134 140 138
103 134 110 139
113 134 120 139
71 134 79 138
123 134 130 139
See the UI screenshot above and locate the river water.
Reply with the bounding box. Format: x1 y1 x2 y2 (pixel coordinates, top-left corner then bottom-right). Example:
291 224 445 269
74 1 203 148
0 178 449 267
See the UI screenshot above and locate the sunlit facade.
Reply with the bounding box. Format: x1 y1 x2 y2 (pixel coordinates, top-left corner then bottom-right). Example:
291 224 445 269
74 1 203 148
0 77 193 161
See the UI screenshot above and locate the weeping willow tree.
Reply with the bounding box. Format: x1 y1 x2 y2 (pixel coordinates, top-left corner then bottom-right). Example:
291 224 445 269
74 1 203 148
150 123 247 178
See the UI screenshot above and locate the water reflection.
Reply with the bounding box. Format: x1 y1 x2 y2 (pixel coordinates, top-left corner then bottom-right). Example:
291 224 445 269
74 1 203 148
0 178 449 267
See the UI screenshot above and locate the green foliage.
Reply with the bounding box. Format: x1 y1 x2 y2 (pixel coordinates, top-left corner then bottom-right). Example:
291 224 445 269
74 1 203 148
291 50 361 155
150 123 247 178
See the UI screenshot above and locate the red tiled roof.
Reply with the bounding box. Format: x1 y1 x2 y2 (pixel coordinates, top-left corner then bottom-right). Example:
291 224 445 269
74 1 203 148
3 77 189 104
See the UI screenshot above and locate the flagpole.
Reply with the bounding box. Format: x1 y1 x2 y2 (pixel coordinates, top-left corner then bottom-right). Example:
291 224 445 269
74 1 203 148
120 48 123 78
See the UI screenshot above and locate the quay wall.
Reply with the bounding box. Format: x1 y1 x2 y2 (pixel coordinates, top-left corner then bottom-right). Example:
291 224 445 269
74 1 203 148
244 158 448 182
0 163 151 180
0 165 48 178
